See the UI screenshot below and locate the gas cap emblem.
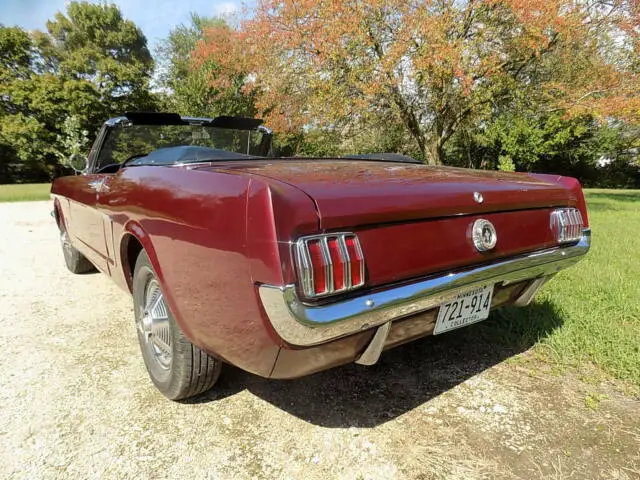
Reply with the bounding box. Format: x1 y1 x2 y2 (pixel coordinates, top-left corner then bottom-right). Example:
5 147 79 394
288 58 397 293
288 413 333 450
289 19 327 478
473 191 484 203
472 219 497 252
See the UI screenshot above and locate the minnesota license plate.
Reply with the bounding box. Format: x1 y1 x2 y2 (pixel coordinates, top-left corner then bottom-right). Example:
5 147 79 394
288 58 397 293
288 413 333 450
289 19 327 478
434 284 494 335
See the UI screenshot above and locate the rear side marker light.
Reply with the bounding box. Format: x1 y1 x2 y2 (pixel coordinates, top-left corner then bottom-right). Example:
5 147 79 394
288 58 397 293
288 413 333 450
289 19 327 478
550 208 584 243
295 233 365 298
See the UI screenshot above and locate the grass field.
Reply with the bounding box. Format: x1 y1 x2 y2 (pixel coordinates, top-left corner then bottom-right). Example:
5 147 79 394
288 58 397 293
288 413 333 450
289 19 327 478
487 189 640 387
0 183 51 202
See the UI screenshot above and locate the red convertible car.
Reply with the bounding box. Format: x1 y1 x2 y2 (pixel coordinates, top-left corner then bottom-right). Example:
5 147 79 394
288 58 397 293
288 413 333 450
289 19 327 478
51 113 590 400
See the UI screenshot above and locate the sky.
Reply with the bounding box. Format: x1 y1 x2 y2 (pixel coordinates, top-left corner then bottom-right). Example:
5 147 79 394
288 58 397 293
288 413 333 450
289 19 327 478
0 0 251 54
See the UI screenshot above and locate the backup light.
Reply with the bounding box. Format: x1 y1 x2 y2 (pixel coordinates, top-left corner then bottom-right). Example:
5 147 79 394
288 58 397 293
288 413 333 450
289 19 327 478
550 208 584 243
295 233 365 298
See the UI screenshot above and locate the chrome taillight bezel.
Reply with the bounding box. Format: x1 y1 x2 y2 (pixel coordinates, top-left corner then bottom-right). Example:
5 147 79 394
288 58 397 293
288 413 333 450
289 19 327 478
295 233 365 298
550 208 584 243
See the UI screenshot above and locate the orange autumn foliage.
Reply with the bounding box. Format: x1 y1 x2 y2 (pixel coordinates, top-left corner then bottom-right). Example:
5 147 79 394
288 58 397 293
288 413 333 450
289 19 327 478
193 0 640 164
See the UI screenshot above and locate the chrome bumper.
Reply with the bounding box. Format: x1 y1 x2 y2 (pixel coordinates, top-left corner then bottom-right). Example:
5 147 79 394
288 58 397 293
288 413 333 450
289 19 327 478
259 229 591 347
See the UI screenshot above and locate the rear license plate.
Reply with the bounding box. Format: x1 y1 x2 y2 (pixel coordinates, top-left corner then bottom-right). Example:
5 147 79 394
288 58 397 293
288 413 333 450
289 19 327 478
434 284 494 335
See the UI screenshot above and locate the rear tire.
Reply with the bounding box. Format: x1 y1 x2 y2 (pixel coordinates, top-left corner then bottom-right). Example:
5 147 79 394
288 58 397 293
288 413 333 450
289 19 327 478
132 251 222 400
60 230 95 274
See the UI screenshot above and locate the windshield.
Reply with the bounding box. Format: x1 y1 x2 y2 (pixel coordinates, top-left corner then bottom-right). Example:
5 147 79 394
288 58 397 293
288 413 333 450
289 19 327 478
95 124 268 171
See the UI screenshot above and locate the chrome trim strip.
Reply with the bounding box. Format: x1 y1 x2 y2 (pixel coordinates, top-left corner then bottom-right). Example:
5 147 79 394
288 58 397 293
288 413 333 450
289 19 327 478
295 240 314 297
345 233 365 288
259 229 591 347
354 321 392 365
355 236 365 287
336 235 351 289
320 237 333 294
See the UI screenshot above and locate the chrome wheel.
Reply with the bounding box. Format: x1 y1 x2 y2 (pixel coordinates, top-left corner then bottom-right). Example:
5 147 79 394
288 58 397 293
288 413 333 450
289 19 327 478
132 250 222 399
60 231 73 258
59 229 94 274
138 279 172 369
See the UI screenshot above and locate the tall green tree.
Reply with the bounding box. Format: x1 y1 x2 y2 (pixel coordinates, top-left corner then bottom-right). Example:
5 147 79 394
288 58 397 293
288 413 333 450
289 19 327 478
158 14 256 117
444 105 640 187
0 2 157 183
0 25 32 82
0 26 52 182
37 1 155 113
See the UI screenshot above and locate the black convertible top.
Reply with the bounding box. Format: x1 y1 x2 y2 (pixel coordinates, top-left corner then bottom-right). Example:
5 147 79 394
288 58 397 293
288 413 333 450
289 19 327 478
107 112 266 131
343 153 422 164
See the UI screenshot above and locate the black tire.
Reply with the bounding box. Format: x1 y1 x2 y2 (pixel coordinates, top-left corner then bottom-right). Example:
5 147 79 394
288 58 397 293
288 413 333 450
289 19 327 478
60 230 95 274
132 251 222 400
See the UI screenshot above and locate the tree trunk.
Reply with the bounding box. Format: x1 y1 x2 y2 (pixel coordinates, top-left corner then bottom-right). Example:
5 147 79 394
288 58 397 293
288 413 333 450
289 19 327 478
409 129 430 165
427 139 444 165
425 120 445 165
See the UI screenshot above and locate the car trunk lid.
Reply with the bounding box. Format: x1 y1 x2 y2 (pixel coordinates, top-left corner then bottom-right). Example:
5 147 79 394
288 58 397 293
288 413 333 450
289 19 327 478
206 159 576 230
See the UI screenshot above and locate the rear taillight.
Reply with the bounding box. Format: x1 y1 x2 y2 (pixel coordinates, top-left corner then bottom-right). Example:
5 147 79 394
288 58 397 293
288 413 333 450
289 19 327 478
295 233 365 298
550 208 584 243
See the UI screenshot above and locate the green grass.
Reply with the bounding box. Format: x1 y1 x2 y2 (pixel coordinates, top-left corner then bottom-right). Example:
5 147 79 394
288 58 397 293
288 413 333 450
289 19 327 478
492 189 640 386
0 183 51 202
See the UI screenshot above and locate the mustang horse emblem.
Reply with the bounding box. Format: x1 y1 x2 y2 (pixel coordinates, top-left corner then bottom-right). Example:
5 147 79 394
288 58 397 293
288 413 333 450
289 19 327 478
472 219 497 251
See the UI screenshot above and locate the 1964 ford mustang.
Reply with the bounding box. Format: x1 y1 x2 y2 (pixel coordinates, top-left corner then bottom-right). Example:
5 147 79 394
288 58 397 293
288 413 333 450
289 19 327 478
51 112 591 400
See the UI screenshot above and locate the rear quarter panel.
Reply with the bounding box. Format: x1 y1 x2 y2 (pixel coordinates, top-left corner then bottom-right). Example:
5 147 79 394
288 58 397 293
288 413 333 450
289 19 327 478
528 173 589 226
99 166 318 377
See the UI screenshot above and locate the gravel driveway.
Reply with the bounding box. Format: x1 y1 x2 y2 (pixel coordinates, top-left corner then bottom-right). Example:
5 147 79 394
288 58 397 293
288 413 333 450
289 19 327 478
1 201 638 480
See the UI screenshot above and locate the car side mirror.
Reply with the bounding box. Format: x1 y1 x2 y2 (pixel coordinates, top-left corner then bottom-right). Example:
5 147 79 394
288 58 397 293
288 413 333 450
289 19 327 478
67 153 88 173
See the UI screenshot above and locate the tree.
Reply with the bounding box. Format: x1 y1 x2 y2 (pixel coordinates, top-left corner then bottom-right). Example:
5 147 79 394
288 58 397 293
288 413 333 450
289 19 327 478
0 25 33 81
55 114 91 166
0 2 157 183
194 0 640 165
447 111 598 170
444 103 640 188
0 26 51 181
38 1 155 113
159 14 256 117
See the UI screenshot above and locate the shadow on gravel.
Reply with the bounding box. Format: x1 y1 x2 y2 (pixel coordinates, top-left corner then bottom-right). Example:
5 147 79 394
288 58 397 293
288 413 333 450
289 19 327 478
191 300 564 428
